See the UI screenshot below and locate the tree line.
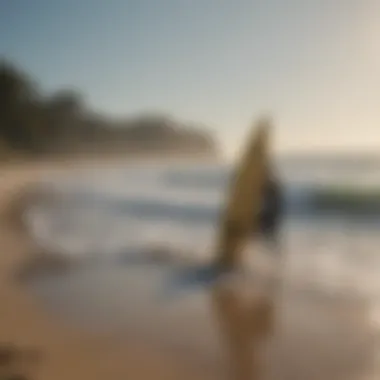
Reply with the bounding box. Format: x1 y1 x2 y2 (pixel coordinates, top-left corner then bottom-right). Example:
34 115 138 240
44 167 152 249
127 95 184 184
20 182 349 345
0 60 217 159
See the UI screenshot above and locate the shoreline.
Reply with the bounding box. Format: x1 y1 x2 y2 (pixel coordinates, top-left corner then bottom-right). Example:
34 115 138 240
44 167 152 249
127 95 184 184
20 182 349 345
0 159 378 380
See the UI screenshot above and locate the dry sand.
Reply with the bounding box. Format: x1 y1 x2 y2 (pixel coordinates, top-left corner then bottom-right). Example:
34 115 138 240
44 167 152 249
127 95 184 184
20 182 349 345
0 159 378 380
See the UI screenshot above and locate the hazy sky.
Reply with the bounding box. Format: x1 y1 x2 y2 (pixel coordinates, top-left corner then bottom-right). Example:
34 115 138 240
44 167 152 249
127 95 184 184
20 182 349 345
1 0 379 157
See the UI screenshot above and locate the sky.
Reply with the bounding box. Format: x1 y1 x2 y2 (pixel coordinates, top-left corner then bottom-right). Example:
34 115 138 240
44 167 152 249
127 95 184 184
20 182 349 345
1 0 379 158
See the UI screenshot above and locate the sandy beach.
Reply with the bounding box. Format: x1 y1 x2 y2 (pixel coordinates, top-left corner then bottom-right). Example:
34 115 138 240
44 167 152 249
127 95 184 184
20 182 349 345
0 159 379 380
0 160 224 380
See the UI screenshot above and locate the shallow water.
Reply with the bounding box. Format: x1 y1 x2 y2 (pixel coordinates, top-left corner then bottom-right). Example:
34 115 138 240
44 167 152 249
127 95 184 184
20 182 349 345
22 161 380 379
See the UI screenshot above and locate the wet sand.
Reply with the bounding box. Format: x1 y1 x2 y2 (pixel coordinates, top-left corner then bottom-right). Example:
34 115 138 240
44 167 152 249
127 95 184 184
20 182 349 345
23 257 378 380
0 160 379 380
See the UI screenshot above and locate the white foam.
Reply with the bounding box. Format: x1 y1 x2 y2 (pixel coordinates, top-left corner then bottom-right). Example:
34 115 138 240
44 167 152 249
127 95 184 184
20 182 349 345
24 164 380 305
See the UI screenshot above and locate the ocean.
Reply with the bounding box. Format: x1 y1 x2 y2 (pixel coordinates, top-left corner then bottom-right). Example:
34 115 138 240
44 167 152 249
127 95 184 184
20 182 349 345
20 157 380 379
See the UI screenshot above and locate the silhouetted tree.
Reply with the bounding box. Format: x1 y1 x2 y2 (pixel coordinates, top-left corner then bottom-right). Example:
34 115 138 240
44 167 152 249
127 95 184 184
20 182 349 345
0 60 218 158
0 60 41 151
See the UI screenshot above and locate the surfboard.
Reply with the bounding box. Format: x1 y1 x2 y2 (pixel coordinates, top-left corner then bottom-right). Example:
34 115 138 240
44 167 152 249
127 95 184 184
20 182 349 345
159 118 271 298
214 118 270 270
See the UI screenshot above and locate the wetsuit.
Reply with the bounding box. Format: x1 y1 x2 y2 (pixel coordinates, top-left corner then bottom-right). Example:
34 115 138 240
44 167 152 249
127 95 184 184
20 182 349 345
257 177 283 244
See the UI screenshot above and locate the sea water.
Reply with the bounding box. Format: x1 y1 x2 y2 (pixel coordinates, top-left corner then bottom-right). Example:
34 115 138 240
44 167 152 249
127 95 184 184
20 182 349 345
21 157 380 379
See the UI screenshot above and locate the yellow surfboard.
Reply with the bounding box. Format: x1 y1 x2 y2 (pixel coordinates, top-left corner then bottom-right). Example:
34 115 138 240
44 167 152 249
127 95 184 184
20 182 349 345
160 118 271 296
215 118 270 270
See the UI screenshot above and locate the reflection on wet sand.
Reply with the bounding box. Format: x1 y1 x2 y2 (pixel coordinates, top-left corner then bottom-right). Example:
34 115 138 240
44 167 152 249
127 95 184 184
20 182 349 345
212 280 276 380
210 273 377 380
23 251 379 380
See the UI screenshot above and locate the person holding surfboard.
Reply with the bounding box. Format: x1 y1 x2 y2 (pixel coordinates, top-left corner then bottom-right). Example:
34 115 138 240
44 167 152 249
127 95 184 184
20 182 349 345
257 172 283 250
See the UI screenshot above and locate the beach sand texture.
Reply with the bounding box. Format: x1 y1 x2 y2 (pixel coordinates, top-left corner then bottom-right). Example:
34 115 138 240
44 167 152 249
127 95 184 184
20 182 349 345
0 160 378 380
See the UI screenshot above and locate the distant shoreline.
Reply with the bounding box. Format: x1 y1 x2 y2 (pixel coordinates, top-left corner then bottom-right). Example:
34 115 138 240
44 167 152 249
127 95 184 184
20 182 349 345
0 151 222 180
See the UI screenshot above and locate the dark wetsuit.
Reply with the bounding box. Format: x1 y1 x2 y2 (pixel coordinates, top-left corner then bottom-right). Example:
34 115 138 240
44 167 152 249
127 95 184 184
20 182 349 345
257 177 283 243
